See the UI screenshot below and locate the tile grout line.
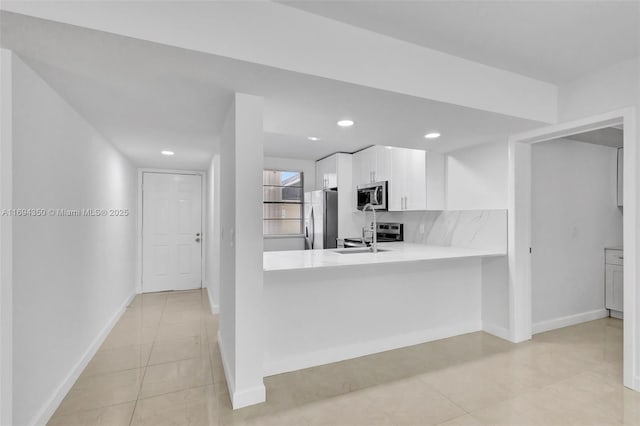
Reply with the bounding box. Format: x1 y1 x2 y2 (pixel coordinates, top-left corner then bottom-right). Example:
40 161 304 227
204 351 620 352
201 289 224 425
420 376 472 415
128 293 169 426
127 290 218 424
52 291 217 424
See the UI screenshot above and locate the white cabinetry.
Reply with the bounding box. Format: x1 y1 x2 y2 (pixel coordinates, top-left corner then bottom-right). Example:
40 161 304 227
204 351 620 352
352 146 389 186
387 147 427 211
352 146 444 211
316 155 338 189
605 248 624 315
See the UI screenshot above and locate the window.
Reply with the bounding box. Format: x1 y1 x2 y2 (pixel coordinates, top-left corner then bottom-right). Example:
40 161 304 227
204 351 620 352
263 170 303 236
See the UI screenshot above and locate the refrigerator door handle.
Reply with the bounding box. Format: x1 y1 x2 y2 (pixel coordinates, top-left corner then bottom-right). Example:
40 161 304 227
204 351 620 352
310 207 315 249
304 225 310 249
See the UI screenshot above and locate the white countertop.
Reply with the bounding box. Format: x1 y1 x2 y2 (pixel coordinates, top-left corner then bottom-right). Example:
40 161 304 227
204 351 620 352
263 242 506 272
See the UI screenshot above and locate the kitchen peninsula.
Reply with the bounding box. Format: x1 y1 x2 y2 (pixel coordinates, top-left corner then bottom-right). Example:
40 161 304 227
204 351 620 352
263 240 507 376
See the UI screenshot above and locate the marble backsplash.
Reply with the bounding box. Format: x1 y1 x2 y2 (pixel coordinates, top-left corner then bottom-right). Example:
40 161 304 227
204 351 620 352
372 209 507 252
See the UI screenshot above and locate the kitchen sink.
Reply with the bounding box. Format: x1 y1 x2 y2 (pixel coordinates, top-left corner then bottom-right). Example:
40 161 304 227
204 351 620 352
334 248 389 254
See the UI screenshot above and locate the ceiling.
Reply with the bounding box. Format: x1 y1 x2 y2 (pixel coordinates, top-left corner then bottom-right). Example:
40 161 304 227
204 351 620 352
282 0 640 84
566 127 624 149
1 11 544 169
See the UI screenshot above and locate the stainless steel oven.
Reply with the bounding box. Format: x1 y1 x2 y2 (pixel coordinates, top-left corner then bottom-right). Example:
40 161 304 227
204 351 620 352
343 222 403 247
356 181 388 211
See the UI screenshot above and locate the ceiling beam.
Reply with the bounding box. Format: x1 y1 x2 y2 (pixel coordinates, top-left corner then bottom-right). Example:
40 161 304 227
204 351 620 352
0 1 557 124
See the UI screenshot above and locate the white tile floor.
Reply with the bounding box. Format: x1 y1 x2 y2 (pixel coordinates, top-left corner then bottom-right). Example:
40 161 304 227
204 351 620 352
48 289 637 425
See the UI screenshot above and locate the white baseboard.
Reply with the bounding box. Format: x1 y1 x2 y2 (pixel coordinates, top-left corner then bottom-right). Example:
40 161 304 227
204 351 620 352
207 289 219 314
611 310 623 319
32 292 136 426
482 322 511 341
264 321 482 377
204 281 219 314
532 308 609 335
216 330 265 409
232 385 266 409
216 330 234 396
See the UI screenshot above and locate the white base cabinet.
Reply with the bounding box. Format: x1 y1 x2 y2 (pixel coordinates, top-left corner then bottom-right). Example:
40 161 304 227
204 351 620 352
605 248 623 313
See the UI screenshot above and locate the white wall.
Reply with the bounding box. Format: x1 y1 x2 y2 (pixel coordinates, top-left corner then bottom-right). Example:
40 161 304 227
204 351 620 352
219 93 265 409
264 237 305 252
531 139 622 330
205 152 221 312
219 100 237 385
446 141 508 210
262 156 314 252
559 58 640 122
481 257 510 339
10 54 137 425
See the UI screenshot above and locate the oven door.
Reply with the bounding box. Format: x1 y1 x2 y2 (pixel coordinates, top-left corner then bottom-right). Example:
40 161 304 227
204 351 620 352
357 181 388 211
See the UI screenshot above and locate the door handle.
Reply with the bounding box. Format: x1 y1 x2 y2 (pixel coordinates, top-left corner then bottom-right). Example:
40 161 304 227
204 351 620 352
196 233 200 236
195 238 201 243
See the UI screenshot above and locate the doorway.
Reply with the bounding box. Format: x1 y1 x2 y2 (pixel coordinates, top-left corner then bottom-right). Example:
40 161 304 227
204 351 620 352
531 130 623 333
508 107 638 390
140 171 203 293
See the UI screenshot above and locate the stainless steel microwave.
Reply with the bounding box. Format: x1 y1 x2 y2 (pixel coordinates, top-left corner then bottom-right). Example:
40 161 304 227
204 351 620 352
357 181 388 211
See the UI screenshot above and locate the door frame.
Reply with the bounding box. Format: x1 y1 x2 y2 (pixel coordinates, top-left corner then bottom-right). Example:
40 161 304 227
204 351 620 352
508 107 638 390
0 48 13 426
137 168 207 293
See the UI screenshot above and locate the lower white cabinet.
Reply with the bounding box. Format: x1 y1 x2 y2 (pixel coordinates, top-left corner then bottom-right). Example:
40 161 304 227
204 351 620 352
605 248 623 313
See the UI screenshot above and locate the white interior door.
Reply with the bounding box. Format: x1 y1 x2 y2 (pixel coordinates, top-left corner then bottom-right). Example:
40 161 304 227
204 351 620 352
142 172 202 292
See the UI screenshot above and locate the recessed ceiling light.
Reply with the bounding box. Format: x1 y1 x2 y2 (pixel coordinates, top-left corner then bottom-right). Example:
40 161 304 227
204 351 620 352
385 146 393 150
161 150 175 156
337 119 355 127
308 136 320 141
424 132 441 139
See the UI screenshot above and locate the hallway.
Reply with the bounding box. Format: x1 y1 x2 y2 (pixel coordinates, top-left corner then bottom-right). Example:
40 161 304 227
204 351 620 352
48 290 221 425
47 289 637 426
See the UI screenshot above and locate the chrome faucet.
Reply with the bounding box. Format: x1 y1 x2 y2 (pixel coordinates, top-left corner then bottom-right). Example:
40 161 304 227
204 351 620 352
362 203 377 253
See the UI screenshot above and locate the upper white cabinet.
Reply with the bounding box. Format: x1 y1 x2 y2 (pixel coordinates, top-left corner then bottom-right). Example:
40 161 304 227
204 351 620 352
352 146 389 185
316 155 338 189
617 148 623 207
352 145 445 211
388 147 427 211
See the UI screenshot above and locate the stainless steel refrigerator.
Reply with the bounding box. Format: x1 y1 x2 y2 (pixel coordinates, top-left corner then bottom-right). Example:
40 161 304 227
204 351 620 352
304 190 338 249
